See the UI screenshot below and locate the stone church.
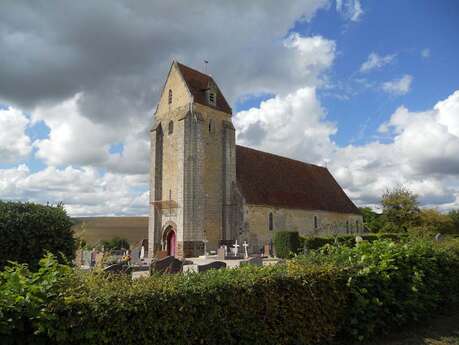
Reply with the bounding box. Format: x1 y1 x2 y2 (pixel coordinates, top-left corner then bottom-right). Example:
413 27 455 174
149 61 362 258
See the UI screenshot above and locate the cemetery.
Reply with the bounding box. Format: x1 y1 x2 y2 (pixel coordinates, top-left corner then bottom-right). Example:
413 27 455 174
1 200 459 345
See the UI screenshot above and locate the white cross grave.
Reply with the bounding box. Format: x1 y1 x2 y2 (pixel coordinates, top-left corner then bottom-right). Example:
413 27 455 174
243 241 249 259
233 240 240 257
203 238 209 258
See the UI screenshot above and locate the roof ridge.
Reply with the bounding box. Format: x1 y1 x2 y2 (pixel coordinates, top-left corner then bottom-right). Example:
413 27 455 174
236 145 326 170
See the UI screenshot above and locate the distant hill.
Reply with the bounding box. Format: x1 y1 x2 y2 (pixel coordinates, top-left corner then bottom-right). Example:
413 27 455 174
72 217 148 247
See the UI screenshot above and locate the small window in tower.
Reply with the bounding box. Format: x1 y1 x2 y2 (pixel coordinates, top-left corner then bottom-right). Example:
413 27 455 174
168 89 173 104
208 119 213 134
168 120 174 135
313 215 319 229
268 212 274 231
208 92 216 105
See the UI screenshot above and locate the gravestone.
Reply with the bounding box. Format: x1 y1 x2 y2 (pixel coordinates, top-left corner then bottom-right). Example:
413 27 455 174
150 256 183 274
263 244 271 257
217 247 226 260
197 261 227 272
240 256 263 267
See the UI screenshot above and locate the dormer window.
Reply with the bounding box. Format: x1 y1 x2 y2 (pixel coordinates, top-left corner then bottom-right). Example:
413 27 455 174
168 89 172 104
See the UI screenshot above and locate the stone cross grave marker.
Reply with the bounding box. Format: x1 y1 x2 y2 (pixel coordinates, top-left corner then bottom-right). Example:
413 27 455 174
233 240 240 257
243 241 249 259
203 238 208 257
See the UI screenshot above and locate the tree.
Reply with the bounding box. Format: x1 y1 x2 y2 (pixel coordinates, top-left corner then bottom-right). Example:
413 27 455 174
448 210 459 234
359 207 384 233
418 208 455 234
0 201 75 270
381 186 420 232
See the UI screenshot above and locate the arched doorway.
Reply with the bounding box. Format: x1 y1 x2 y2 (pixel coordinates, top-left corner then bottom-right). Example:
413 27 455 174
165 227 176 257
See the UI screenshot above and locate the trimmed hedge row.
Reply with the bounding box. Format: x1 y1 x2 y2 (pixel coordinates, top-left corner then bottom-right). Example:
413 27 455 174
301 233 405 250
1 239 459 345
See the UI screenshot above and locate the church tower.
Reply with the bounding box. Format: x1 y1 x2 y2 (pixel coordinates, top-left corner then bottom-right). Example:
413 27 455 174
149 61 236 258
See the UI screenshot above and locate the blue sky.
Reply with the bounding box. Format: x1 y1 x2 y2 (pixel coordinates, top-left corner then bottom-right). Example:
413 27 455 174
1 1 459 215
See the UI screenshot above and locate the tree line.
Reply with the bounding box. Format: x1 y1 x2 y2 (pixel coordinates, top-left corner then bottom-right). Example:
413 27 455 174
360 186 459 234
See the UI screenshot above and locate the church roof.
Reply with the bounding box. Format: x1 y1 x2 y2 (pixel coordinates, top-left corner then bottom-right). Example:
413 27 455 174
236 145 361 215
176 62 232 114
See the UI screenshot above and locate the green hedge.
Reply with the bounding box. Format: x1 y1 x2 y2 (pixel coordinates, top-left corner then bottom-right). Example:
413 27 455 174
1 239 459 345
273 231 300 258
0 201 75 270
301 233 404 250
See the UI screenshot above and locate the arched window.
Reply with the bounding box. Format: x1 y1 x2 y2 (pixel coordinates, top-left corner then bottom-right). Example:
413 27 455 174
168 120 174 135
268 212 274 231
355 220 359 233
346 220 350 234
313 215 319 229
168 89 173 104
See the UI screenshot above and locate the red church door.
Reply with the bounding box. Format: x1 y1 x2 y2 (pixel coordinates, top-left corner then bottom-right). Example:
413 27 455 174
166 229 176 257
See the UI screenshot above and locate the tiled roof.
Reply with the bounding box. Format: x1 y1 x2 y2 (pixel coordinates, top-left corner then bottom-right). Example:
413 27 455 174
176 62 232 114
236 145 361 215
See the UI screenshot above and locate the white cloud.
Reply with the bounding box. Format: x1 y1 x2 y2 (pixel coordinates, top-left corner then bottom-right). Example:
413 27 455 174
0 164 148 216
330 89 459 207
382 74 413 95
336 0 364 22
31 93 149 173
235 87 336 162
0 107 32 162
360 52 396 73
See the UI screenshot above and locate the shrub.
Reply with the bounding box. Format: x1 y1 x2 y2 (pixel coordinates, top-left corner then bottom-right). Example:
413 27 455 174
0 201 75 270
1 255 346 345
273 231 300 258
0 253 75 344
301 233 403 251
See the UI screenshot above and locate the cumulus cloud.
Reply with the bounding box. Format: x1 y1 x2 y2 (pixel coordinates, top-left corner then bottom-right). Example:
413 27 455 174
382 74 413 95
31 93 149 173
0 107 31 162
0 1 330 117
360 52 396 73
0 164 148 216
331 90 459 207
235 87 336 162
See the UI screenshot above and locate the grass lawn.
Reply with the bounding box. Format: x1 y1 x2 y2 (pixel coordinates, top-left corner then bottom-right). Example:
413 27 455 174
365 308 459 345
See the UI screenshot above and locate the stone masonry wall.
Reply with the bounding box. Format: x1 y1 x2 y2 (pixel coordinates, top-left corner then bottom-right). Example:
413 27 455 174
243 204 363 253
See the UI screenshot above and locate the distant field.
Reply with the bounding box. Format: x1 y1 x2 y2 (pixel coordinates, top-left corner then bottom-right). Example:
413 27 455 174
72 217 148 247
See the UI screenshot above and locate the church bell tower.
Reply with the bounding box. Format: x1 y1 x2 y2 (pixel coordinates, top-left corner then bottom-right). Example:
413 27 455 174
149 61 236 258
